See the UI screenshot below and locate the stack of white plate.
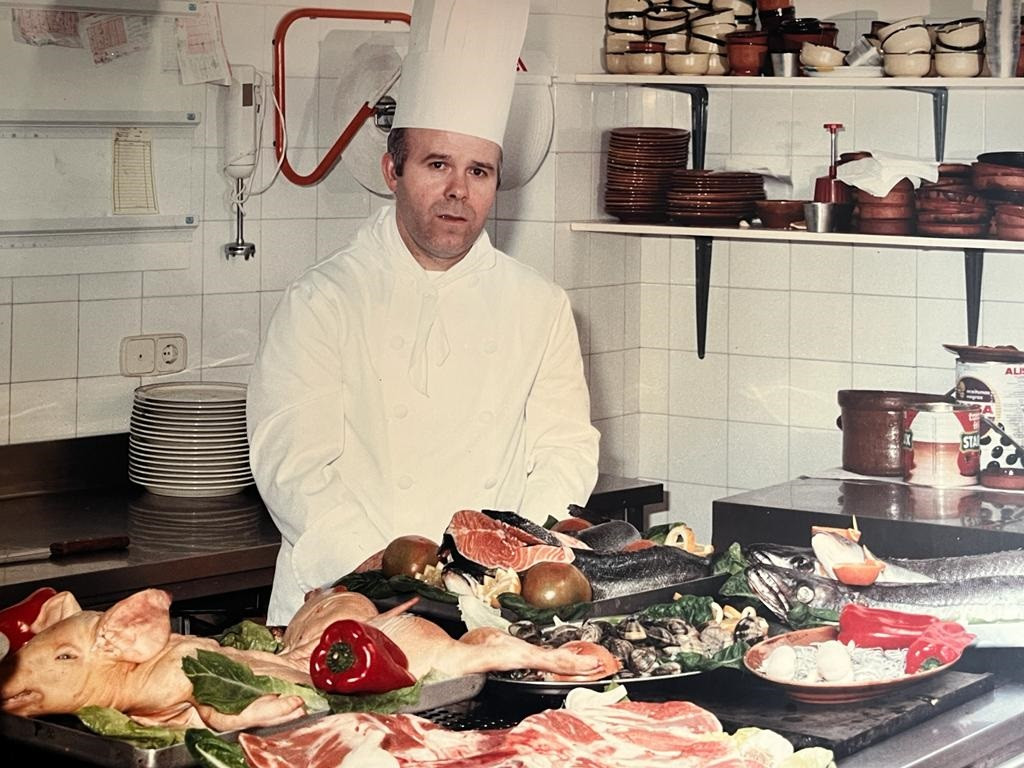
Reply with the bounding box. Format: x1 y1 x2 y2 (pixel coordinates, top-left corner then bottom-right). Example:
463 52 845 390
128 382 253 498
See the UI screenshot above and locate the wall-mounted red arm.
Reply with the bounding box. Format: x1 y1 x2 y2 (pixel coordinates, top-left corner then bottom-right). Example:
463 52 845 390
272 8 411 187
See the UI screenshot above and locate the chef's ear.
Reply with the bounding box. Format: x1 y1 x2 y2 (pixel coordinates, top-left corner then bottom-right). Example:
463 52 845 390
92 589 172 663
30 592 82 633
381 151 400 194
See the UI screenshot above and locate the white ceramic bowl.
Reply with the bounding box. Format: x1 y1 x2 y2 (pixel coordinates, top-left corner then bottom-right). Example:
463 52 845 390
646 8 688 31
934 50 983 77
935 17 985 49
689 29 731 53
665 50 711 75
626 50 665 74
800 42 845 68
883 51 931 77
606 31 645 53
607 0 649 12
706 52 730 75
605 51 630 74
881 24 932 54
650 31 689 52
692 9 735 27
877 16 925 42
606 13 646 33
713 0 754 12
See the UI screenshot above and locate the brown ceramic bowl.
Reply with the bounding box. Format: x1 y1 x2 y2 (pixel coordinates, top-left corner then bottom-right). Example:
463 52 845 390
755 199 806 228
857 202 916 219
857 219 916 235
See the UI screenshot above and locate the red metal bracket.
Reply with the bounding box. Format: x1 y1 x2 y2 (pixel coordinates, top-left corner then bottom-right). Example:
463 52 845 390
272 8 411 187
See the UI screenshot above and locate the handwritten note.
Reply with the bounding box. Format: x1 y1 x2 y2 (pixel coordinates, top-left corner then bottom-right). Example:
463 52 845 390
112 128 158 215
174 3 230 85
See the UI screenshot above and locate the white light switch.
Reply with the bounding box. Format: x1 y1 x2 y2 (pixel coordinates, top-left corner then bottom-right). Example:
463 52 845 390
120 335 156 376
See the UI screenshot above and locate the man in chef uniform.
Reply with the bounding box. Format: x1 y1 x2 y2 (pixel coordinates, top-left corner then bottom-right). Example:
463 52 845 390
247 0 600 625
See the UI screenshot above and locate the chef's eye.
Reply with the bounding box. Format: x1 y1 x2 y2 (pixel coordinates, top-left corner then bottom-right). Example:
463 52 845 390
470 167 488 177
56 652 77 661
430 161 446 170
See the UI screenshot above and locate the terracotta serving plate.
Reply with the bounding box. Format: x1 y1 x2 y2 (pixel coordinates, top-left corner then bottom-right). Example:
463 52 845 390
743 626 960 704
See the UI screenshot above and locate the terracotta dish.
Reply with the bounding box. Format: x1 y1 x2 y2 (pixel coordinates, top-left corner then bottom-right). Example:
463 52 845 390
743 626 961 704
755 199 806 228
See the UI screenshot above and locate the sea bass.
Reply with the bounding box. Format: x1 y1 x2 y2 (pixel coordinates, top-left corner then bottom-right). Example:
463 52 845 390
572 546 712 600
746 562 1024 624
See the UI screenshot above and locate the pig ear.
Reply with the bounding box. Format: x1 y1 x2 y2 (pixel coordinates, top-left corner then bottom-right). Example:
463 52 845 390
30 591 82 633
93 589 172 663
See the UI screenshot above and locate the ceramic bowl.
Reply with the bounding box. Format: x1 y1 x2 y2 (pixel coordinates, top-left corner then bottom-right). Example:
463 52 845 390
881 24 932 54
713 0 755 12
692 8 736 26
626 50 665 74
877 16 925 42
605 51 630 74
755 199 806 228
606 13 646 33
690 27 733 52
800 42 845 67
607 0 649 13
936 17 985 49
605 31 645 53
883 51 931 77
707 53 730 75
649 31 690 52
934 50 984 77
645 8 689 31
665 51 711 75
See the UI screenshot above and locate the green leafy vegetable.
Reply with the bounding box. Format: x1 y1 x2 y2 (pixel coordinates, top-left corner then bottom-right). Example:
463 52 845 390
75 706 184 749
672 639 749 672
638 595 715 625
786 602 839 629
542 515 560 530
643 523 673 545
324 679 423 714
215 620 282 653
496 592 593 623
186 729 249 768
711 542 747 577
183 649 328 715
719 571 758 600
333 570 458 604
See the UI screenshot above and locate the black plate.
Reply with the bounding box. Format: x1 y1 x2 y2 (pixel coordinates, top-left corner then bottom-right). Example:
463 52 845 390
977 151 1024 169
371 573 728 625
485 669 701 696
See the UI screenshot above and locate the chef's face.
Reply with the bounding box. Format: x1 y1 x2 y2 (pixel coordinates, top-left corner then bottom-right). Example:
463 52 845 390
382 128 500 271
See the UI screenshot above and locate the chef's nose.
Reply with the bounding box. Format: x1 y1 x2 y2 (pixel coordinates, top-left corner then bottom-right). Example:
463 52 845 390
445 173 468 200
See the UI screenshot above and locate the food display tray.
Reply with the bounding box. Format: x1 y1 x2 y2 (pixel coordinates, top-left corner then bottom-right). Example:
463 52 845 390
0 673 486 768
373 573 728 625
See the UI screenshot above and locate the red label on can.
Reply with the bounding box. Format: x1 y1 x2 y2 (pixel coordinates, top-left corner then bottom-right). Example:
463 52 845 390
903 404 980 486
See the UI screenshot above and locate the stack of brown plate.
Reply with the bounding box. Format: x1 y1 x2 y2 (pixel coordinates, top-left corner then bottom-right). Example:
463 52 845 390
919 163 975 195
604 127 690 223
665 170 766 225
916 188 991 238
993 203 1024 240
972 152 1024 209
855 178 915 236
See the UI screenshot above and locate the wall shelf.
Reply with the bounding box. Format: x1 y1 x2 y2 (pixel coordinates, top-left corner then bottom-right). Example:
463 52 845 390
0 0 200 16
574 74 1024 89
0 110 201 128
0 215 197 238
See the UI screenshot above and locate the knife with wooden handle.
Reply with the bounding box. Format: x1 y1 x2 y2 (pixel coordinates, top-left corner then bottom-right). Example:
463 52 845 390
0 536 130 564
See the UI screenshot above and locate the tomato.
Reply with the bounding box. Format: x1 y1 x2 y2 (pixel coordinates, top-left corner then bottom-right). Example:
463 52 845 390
551 518 592 534
520 562 592 608
833 560 885 586
380 535 440 578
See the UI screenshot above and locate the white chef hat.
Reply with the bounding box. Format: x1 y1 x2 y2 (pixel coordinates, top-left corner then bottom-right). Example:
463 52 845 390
392 0 530 148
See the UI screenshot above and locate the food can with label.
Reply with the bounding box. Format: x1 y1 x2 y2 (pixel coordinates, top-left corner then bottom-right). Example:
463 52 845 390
950 348 1024 489
902 402 980 487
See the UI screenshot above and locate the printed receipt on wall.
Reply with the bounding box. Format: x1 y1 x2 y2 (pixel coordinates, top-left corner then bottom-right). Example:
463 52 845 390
112 128 158 215
173 3 231 86
11 9 83 48
80 14 152 65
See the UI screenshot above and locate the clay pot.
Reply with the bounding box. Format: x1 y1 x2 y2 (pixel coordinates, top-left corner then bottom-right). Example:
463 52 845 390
837 390 949 476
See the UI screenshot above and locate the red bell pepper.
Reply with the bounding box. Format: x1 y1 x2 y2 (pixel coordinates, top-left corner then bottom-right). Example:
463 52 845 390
837 604 938 649
0 586 58 653
905 622 976 674
309 619 416 695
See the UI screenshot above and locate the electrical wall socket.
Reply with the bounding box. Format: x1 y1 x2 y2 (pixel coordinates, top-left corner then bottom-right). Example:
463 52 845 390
120 333 187 376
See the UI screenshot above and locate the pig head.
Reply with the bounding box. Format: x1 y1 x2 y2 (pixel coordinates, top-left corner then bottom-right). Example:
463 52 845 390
0 589 196 719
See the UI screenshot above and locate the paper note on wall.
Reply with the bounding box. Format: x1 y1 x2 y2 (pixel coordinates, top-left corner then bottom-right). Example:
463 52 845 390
174 3 231 86
12 9 83 47
112 128 159 215
80 14 152 65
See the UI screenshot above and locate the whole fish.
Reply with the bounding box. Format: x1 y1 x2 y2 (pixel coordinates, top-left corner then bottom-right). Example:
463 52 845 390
572 546 711 600
572 520 642 552
746 562 1024 624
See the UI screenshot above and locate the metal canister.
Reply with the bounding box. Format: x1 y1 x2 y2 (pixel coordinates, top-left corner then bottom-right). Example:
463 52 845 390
903 402 981 487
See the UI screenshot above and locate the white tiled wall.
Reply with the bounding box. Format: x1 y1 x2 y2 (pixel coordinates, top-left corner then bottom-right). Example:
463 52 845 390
1 0 1018 545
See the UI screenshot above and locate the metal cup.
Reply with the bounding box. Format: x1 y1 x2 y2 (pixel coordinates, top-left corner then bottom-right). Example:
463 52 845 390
769 51 799 76
803 202 853 232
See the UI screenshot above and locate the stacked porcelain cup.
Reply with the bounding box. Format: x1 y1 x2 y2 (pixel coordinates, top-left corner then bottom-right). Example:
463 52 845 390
933 16 986 77
605 0 650 73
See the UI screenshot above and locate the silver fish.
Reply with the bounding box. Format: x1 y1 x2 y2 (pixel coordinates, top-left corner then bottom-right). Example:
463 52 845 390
747 562 1024 624
886 549 1024 582
811 532 935 584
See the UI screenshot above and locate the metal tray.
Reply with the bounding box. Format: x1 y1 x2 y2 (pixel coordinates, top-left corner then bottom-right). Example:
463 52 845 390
0 673 486 768
373 573 728 624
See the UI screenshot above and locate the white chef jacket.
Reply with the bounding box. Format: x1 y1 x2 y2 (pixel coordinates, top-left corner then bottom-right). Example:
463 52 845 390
247 206 600 624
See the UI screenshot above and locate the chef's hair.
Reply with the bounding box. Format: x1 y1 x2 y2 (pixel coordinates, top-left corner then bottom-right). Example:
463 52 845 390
386 127 503 188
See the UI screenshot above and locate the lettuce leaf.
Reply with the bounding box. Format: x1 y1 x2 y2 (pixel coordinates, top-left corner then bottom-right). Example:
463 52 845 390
183 649 328 715
215 620 282 653
324 679 423 714
638 594 715 625
186 728 249 768
75 706 184 749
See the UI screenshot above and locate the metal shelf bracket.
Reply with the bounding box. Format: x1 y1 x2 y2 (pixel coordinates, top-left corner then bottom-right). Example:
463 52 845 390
965 248 984 346
646 84 709 170
899 86 948 162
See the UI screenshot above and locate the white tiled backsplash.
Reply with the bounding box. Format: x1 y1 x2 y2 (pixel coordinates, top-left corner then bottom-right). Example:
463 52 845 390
0 0 1014 541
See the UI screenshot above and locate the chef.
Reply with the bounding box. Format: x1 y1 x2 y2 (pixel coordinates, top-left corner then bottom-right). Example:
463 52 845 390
247 0 600 625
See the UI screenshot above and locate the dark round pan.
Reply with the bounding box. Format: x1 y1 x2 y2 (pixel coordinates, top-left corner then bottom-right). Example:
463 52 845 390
977 151 1024 169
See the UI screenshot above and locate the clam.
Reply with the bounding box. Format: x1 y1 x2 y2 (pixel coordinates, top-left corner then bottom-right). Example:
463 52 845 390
616 616 647 642
545 623 583 647
603 636 635 661
580 620 612 644
508 621 541 644
733 612 770 645
651 661 683 676
699 623 733 655
627 647 659 675
644 624 676 648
